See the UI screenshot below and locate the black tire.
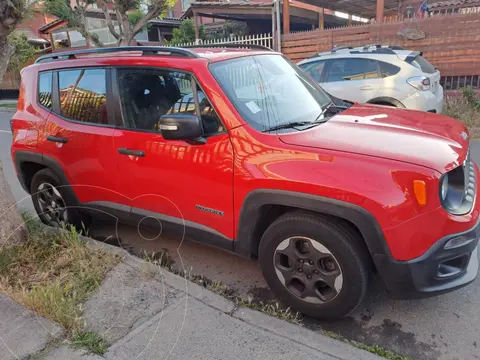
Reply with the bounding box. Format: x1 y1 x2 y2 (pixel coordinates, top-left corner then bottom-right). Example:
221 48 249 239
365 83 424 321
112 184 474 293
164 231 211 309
258 211 370 320
30 168 90 230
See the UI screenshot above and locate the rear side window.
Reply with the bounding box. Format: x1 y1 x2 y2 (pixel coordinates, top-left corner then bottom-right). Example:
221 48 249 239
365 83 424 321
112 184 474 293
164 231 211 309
300 60 326 83
409 55 436 74
378 61 401 78
38 72 53 109
325 58 379 82
58 69 107 124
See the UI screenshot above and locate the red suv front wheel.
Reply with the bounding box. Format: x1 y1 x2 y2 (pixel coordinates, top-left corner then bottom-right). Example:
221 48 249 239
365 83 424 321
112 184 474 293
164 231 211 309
259 211 371 319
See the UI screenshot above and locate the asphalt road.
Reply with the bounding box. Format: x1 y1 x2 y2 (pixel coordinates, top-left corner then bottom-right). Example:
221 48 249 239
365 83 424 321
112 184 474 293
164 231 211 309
1 112 479 360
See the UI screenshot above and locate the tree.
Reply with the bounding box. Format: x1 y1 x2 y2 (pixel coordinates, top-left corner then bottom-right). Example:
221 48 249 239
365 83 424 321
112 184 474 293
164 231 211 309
7 32 37 87
45 0 176 46
169 19 206 45
0 0 28 82
0 2 29 246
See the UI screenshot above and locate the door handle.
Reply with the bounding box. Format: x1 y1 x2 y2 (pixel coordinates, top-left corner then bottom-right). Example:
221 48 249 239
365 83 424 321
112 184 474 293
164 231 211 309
360 85 375 91
118 148 145 157
47 135 68 144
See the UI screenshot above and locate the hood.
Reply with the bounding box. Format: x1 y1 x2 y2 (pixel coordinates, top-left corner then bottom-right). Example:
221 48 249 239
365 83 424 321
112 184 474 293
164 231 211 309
279 104 469 173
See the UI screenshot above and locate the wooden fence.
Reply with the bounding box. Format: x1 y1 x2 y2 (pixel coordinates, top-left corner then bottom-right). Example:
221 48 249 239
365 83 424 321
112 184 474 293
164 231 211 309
282 12 480 90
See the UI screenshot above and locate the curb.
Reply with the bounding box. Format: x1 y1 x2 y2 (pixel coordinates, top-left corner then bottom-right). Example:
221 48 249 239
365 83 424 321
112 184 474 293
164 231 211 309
0 107 16 113
85 237 382 360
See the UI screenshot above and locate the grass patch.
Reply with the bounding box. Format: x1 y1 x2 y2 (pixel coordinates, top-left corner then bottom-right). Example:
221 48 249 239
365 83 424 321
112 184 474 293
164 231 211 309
0 213 119 333
0 103 17 108
71 331 108 355
443 87 480 139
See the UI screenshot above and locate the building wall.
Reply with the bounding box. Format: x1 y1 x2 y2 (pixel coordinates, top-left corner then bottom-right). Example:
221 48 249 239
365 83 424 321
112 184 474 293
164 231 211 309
172 0 214 24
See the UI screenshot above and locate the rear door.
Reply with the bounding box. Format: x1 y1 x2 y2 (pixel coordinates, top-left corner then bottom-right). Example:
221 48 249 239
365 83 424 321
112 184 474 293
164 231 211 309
38 67 126 212
322 58 383 103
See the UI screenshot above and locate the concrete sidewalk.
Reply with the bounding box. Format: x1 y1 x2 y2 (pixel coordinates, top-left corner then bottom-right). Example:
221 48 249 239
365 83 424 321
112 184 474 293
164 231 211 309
0 240 382 360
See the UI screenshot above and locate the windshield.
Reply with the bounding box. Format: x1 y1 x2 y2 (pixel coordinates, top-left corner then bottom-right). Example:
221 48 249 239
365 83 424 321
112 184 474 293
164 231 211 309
209 54 332 131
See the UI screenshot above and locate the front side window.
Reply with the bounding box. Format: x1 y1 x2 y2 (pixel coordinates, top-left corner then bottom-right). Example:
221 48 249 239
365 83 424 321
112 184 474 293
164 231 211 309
58 69 107 124
326 58 379 82
210 54 332 131
38 71 52 110
117 68 224 135
300 60 326 83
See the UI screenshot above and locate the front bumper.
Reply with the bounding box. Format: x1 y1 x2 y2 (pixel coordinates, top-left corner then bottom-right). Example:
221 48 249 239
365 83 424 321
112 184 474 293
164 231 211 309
376 219 479 299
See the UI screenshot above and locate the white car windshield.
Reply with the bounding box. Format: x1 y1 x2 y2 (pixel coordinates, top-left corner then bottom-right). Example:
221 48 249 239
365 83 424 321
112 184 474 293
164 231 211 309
209 54 332 131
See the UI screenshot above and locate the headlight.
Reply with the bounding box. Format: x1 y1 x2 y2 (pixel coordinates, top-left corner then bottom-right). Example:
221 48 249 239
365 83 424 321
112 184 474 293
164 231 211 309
440 174 449 201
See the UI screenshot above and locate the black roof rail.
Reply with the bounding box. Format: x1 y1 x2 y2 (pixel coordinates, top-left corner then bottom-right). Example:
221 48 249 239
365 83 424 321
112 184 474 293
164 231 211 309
34 46 199 64
181 43 273 51
331 46 353 53
362 44 381 51
388 45 405 50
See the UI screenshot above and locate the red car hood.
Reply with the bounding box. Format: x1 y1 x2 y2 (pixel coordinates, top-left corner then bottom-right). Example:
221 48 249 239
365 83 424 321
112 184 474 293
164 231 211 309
279 104 469 173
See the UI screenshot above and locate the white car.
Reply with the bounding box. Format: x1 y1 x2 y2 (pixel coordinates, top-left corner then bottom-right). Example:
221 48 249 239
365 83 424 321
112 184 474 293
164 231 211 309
298 45 444 113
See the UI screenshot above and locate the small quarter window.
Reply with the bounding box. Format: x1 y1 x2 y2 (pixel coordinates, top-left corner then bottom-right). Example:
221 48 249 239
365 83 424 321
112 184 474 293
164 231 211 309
38 71 53 110
379 61 401 78
58 69 108 124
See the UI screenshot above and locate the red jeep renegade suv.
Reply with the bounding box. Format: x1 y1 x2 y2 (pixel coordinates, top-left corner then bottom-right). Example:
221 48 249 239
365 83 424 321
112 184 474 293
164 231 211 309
11 46 479 320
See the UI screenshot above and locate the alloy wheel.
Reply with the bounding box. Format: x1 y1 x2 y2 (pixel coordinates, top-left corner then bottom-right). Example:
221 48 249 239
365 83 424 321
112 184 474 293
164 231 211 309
273 236 343 304
36 182 68 226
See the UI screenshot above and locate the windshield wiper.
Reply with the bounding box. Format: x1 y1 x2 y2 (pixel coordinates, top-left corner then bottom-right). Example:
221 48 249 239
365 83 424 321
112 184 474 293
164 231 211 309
263 121 313 132
314 102 337 123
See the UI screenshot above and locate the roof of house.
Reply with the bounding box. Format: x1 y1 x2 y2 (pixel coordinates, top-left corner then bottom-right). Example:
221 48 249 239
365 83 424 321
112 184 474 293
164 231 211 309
428 0 480 9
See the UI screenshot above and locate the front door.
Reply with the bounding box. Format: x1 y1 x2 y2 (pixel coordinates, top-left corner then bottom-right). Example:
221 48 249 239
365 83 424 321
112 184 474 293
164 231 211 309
39 67 127 216
112 67 235 247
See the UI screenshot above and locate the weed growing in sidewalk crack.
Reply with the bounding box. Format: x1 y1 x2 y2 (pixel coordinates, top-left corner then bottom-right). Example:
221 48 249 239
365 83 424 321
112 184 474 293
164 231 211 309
236 297 302 325
0 213 119 332
321 330 412 360
71 331 108 355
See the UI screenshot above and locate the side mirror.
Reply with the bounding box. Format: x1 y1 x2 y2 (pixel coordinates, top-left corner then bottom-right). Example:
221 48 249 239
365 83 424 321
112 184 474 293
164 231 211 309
159 114 204 142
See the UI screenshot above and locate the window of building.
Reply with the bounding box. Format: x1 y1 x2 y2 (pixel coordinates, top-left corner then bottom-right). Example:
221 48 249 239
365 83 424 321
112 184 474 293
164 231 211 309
117 68 224 135
58 69 108 124
51 31 69 49
51 29 87 49
38 72 52 110
181 0 191 11
86 17 120 45
325 58 380 82
68 30 87 48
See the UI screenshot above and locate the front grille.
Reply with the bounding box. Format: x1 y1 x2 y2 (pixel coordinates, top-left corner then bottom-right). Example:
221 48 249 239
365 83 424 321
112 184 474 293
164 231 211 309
443 146 476 215
463 149 476 206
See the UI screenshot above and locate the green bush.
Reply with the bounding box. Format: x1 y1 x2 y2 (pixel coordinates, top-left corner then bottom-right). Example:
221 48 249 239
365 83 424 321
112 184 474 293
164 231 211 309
443 87 480 138
169 19 206 45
